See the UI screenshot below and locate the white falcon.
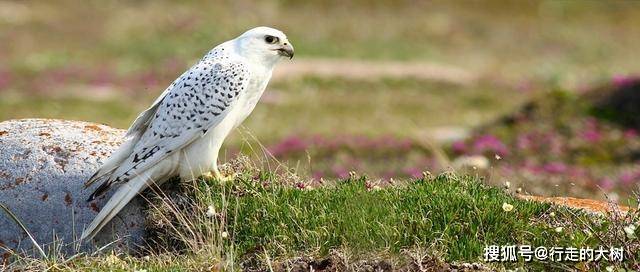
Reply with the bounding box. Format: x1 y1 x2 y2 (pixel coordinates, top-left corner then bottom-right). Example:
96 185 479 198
81 26 294 240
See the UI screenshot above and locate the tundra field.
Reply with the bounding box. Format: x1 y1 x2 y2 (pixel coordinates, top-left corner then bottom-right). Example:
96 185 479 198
1 1 640 270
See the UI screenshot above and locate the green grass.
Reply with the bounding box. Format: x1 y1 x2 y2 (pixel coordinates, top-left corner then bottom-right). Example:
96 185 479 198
7 163 637 270
260 77 523 137
143 166 632 271
215 173 555 260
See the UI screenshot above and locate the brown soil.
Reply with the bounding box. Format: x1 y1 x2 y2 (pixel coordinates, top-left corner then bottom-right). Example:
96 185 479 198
518 194 631 214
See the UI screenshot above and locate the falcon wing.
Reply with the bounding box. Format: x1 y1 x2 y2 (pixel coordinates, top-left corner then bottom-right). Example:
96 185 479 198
84 74 185 187
87 60 250 200
124 70 189 138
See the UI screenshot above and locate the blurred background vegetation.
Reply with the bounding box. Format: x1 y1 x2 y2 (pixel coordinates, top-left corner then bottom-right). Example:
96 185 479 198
1 0 639 201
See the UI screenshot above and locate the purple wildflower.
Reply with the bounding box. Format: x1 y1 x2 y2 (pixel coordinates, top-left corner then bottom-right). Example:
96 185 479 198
619 171 640 187
516 134 534 151
598 177 615 191
312 171 324 181
567 167 588 180
580 129 602 143
451 140 467 154
382 171 396 181
624 129 638 139
472 134 509 156
543 162 568 174
612 74 639 88
548 136 564 155
268 135 308 156
88 68 116 86
403 167 423 179
579 118 602 143
331 165 349 179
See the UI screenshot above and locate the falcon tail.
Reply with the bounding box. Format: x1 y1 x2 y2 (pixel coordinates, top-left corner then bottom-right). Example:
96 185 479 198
86 180 112 202
81 173 150 241
84 143 133 190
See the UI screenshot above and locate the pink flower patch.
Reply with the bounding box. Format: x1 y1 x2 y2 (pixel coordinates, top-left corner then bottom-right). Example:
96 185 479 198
312 171 324 181
543 162 568 174
403 167 423 179
598 177 615 191
580 130 602 143
472 134 509 156
619 171 640 187
624 129 638 139
331 165 349 179
579 118 603 143
611 74 639 88
268 135 308 156
451 140 467 154
516 134 533 151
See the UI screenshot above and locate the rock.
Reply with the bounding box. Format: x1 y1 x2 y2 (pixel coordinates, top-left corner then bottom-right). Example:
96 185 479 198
0 119 146 259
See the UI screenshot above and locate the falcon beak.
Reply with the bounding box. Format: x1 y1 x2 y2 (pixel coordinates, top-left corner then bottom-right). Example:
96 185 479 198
277 43 294 60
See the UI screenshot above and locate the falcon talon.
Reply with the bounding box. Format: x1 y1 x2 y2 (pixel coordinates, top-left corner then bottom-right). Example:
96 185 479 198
216 172 237 183
202 170 236 182
201 171 216 180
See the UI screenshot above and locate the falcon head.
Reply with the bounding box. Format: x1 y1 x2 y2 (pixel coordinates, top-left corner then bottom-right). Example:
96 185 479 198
235 26 294 65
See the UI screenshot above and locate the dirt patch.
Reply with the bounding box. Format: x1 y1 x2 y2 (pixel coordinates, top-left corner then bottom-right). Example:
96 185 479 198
518 194 631 214
273 58 477 86
0 131 7 136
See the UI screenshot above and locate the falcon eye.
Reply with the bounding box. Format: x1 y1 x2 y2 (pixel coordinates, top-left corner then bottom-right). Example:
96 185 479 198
264 35 279 44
